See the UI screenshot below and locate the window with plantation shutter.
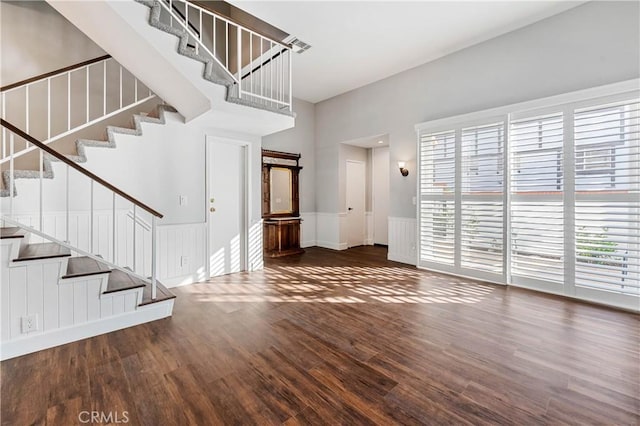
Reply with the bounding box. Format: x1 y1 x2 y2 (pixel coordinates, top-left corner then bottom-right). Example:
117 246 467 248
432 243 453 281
416 82 639 310
574 100 639 295
510 113 565 285
460 123 504 275
419 130 455 265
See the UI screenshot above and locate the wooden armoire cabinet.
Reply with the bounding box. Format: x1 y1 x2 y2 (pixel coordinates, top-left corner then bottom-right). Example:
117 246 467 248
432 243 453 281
262 150 304 258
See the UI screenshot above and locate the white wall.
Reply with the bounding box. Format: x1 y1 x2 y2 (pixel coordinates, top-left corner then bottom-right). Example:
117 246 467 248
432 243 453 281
0 1 106 86
314 1 640 220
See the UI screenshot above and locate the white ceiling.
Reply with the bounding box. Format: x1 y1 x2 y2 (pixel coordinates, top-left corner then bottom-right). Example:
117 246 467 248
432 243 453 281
230 1 584 104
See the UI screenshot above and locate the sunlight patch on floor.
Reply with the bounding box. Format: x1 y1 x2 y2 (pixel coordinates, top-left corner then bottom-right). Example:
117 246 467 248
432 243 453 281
188 265 495 305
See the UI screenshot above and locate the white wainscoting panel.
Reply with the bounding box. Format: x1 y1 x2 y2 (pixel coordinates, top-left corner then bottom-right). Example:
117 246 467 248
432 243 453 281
248 219 264 272
388 217 417 265
316 212 346 250
0 239 158 360
365 212 374 245
338 212 349 250
157 222 207 287
300 212 316 248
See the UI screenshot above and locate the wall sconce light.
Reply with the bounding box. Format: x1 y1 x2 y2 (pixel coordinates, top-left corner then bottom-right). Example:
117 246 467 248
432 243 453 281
398 161 409 177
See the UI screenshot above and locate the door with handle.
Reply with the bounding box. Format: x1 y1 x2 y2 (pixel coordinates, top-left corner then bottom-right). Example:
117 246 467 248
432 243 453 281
346 160 366 248
207 139 246 277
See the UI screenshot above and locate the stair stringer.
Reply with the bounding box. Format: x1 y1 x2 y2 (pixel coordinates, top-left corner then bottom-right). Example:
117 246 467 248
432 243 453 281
1 104 178 197
137 0 235 89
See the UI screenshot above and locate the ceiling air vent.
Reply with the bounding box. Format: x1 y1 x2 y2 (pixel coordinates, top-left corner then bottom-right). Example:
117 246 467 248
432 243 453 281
283 36 311 54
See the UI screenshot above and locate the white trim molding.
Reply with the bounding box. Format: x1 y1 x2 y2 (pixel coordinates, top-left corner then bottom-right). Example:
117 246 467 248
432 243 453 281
1 299 173 360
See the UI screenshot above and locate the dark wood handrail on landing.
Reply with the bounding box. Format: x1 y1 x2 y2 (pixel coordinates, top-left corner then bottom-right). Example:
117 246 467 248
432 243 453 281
189 0 292 50
0 119 163 219
0 54 112 92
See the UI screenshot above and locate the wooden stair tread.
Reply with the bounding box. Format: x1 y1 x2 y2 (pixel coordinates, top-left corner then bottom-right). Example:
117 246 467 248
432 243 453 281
140 281 176 306
105 269 147 294
63 256 112 279
0 227 27 239
15 243 71 262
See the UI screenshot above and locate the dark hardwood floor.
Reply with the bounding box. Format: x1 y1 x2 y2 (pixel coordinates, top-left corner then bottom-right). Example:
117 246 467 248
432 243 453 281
2 246 639 425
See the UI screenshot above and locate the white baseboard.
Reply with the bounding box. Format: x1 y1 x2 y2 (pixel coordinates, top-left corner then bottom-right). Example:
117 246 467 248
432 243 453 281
0 300 174 361
316 240 348 250
162 274 205 288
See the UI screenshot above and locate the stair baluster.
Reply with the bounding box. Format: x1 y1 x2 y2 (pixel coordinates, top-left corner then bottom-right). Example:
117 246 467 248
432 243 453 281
1 119 162 300
0 55 155 164
148 0 293 112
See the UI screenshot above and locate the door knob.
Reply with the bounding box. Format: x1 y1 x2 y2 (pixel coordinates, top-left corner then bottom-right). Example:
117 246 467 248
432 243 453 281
210 207 216 213
348 207 353 211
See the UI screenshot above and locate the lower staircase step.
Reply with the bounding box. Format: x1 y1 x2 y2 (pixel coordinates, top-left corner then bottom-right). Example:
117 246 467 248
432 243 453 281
14 243 71 262
105 269 147 294
140 281 176 306
62 256 112 279
0 227 27 239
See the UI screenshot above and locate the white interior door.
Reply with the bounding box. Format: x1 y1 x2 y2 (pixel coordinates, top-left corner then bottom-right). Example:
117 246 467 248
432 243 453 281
346 160 366 248
207 139 246 278
373 147 389 245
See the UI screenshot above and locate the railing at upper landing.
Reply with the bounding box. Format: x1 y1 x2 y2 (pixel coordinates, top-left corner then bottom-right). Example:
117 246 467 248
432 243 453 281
158 0 293 113
0 55 156 164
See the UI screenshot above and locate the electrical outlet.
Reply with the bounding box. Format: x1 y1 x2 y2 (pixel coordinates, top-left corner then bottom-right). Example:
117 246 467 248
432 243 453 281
180 256 189 267
21 314 38 333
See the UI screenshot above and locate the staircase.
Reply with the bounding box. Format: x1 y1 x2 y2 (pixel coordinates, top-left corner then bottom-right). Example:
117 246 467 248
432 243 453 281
135 0 294 115
0 76 176 359
1 225 175 360
1 0 296 359
47 0 296 127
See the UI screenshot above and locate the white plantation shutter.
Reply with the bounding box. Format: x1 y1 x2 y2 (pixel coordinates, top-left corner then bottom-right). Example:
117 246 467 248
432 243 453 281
574 100 640 295
510 114 564 284
460 123 504 275
419 130 455 265
416 83 639 309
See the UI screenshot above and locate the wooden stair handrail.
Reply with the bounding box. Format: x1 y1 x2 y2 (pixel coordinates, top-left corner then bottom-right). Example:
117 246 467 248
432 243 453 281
0 119 163 219
0 54 112 92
